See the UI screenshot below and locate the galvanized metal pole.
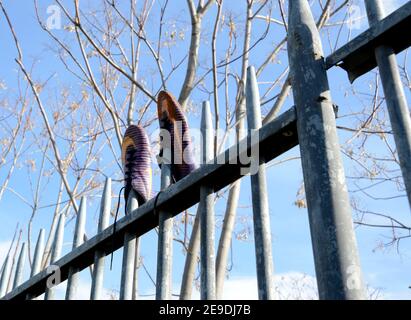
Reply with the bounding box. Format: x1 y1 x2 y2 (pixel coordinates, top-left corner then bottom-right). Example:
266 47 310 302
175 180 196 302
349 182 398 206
91 178 111 300
156 154 173 300
26 229 45 300
0 255 11 298
120 190 138 300
13 242 26 290
0 260 4 279
45 213 65 300
246 66 275 300
200 101 216 300
132 237 140 300
128 192 140 300
288 0 365 299
180 207 200 300
66 197 87 299
364 0 411 210
31 229 45 277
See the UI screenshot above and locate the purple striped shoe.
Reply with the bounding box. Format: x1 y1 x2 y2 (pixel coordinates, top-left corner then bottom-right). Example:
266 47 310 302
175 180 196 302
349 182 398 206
121 125 152 210
157 91 197 182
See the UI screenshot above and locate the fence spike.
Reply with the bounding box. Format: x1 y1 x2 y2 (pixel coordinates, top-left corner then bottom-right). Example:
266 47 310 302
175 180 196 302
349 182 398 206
91 178 111 300
288 0 365 299
120 190 138 300
0 255 12 297
364 0 411 210
200 100 216 300
25 229 45 300
66 197 87 299
31 229 45 277
44 213 65 300
13 242 26 290
246 65 275 300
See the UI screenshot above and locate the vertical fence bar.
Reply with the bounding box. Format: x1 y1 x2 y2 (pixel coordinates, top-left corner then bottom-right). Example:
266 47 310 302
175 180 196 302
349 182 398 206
31 229 45 277
215 187 240 299
0 259 4 279
44 213 65 300
120 190 138 300
287 0 365 299
156 154 173 300
364 0 411 210
180 206 200 300
26 229 45 300
200 101 216 300
13 242 26 290
0 255 11 298
132 237 140 300
90 178 111 300
66 197 87 299
246 66 275 300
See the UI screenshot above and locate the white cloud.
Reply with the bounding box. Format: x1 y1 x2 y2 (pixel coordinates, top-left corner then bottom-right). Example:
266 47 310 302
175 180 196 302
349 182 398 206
383 290 411 300
220 277 259 300
48 277 116 300
273 272 318 300
216 272 318 300
130 272 318 300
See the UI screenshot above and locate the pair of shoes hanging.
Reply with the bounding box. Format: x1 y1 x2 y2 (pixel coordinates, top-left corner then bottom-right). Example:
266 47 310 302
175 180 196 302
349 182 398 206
121 90 196 210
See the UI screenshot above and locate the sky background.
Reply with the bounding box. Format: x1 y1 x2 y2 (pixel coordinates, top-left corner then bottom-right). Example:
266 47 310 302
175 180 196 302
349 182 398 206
0 0 410 300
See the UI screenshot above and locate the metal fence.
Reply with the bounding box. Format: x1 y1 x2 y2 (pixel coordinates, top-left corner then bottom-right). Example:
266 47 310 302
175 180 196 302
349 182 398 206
1 0 410 300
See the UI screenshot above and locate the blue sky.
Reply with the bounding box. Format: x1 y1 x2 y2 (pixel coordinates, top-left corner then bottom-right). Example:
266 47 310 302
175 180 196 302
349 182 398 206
0 0 410 299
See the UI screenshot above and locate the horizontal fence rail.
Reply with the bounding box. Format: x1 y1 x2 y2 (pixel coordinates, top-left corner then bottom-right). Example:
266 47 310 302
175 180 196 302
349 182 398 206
325 1 411 81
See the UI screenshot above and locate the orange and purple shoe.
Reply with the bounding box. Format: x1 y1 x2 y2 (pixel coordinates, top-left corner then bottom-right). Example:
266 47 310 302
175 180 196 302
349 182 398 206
121 125 152 210
157 91 197 182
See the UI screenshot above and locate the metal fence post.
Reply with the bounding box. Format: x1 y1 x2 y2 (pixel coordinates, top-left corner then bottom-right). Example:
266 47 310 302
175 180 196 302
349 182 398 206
132 236 140 300
0 259 4 279
45 213 65 300
13 242 26 290
156 162 173 300
26 229 45 300
120 190 138 300
288 0 365 299
200 101 216 300
66 197 87 299
156 154 173 300
0 255 11 298
180 206 200 300
91 178 111 300
364 0 411 210
246 66 275 300
31 229 45 277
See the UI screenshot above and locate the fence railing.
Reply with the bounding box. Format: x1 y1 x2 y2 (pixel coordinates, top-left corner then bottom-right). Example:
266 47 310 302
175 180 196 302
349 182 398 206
1 0 410 300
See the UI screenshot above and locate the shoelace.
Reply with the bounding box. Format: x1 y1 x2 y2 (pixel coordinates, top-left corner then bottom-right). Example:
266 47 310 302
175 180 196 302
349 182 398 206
109 154 176 270
110 185 125 270
109 186 161 271
125 149 140 182
110 148 142 270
